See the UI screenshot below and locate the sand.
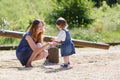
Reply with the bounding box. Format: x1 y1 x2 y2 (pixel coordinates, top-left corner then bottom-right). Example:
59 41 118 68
0 45 120 80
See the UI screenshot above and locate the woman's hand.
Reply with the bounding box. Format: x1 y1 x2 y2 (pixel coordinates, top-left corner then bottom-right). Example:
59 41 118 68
37 43 42 48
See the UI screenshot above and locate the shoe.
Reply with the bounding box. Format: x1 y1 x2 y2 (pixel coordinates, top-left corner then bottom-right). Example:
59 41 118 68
68 62 70 65
61 63 69 68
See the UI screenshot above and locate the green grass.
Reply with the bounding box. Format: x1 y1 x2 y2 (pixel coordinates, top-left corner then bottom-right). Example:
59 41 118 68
0 0 120 45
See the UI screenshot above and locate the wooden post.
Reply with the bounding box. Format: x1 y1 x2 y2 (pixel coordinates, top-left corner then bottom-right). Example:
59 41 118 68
47 46 59 63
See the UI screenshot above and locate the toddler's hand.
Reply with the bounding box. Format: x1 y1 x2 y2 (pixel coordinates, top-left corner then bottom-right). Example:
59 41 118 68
48 41 58 46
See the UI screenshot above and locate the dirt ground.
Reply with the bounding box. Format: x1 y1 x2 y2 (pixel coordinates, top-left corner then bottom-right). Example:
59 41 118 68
0 45 120 80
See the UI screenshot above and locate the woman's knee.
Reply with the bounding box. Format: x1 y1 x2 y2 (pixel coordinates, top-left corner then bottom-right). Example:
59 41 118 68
43 50 49 57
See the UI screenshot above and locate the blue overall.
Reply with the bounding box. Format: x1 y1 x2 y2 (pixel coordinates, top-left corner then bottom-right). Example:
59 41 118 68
16 32 33 66
60 29 75 57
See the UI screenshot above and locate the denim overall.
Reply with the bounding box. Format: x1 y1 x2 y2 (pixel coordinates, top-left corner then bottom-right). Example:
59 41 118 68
60 29 75 57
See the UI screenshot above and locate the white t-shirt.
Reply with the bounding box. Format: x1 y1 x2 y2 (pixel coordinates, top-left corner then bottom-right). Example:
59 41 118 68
55 29 67 42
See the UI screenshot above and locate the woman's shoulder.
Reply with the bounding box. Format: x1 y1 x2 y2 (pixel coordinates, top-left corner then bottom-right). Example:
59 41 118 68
24 31 31 36
22 32 31 39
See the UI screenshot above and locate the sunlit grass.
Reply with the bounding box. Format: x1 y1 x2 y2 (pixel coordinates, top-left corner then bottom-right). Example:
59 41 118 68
0 0 120 45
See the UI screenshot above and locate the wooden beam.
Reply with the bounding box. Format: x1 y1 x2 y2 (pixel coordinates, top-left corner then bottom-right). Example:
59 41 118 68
72 40 109 49
0 29 24 38
43 36 109 49
0 45 17 50
107 42 120 46
0 30 110 49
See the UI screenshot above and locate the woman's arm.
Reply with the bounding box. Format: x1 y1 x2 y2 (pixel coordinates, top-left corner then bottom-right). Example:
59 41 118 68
25 35 54 51
25 35 38 51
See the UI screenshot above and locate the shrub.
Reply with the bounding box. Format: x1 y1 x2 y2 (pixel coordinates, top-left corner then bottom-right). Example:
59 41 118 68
45 0 95 29
92 0 104 8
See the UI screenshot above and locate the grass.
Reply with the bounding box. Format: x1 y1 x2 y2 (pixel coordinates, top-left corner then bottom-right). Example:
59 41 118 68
0 0 120 45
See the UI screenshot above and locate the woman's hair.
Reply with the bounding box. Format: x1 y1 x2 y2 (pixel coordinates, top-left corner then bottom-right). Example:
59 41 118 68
56 17 67 29
28 19 45 43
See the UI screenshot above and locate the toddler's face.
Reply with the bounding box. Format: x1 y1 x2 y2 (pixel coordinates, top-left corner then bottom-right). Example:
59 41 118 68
56 25 61 30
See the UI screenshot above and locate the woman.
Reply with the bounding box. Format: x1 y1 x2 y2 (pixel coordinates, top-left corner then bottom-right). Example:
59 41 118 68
16 19 53 67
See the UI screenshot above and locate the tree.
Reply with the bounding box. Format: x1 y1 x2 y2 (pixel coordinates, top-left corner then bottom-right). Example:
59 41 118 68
46 0 95 28
92 0 104 8
106 0 117 7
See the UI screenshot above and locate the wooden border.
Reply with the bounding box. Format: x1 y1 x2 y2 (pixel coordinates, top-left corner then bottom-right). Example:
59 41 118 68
0 30 110 50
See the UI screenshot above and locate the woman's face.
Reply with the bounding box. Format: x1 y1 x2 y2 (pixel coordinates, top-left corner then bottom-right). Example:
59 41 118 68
37 22 44 34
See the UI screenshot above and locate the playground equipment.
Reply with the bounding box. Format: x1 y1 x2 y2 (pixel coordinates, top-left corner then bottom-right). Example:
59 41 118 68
0 30 109 49
0 30 110 63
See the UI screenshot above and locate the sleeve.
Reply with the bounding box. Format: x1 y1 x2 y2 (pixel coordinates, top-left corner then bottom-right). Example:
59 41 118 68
55 30 66 42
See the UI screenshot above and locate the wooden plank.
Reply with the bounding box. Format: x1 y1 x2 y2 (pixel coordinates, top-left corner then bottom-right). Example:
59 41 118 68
0 30 23 38
0 45 17 50
0 30 110 49
107 42 120 46
43 36 109 49
72 40 109 49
